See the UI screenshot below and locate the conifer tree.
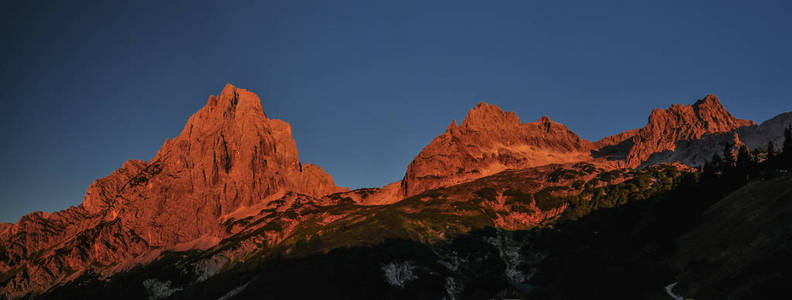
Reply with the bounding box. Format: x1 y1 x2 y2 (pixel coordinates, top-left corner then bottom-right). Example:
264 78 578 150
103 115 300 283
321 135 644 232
783 125 792 169
736 144 756 181
722 142 735 168
763 140 778 179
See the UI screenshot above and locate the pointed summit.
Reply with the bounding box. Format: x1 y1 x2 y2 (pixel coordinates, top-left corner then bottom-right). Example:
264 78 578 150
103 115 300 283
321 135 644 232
461 102 520 129
621 94 755 167
538 115 555 131
2 84 348 297
66 83 347 266
86 83 346 215
212 83 266 117
446 120 458 133
191 84 268 133
402 102 593 197
693 93 722 107
691 94 728 119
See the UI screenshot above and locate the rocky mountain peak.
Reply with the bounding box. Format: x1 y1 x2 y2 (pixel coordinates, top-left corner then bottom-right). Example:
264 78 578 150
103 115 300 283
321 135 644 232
402 102 593 197
4 86 789 299
693 93 722 109
694 94 754 129
538 115 557 132
0 84 348 297
212 84 270 121
446 119 459 133
623 94 755 167
461 102 521 130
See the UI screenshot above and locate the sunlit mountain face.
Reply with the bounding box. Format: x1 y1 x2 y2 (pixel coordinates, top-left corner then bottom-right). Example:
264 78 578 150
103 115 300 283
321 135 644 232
3 2 792 299
2 83 791 299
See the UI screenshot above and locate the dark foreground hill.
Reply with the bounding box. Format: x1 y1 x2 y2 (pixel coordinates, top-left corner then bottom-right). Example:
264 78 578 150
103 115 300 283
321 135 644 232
39 169 792 299
3 84 792 299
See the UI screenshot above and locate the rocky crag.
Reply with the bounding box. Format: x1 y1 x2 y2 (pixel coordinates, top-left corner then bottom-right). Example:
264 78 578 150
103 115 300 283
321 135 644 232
0 84 347 297
1 85 788 299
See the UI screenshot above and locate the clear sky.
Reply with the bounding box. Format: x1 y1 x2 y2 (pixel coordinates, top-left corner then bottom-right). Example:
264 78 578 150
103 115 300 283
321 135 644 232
1 0 791 223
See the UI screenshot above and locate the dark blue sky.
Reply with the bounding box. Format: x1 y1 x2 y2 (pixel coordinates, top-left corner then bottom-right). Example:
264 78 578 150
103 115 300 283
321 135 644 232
1 0 791 223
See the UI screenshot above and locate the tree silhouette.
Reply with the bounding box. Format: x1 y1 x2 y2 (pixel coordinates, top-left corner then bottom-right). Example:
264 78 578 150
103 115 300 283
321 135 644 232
722 142 735 169
783 125 792 170
702 153 722 180
736 145 756 182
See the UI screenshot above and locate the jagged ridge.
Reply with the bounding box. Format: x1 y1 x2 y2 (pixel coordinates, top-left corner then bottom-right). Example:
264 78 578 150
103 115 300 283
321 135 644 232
1 87 787 299
0 84 347 298
401 102 594 197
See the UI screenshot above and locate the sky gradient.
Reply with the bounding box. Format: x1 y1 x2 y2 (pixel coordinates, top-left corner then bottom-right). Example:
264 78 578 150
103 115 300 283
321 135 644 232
1 0 791 223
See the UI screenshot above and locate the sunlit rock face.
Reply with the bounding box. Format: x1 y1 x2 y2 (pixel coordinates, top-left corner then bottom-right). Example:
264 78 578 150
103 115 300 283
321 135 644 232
401 95 757 198
620 94 755 168
80 83 346 248
1 86 784 299
638 111 792 168
0 84 346 298
401 102 594 197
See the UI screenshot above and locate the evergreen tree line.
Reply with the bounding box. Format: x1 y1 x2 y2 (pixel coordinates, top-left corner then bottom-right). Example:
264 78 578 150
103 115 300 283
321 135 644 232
702 125 792 184
530 126 792 298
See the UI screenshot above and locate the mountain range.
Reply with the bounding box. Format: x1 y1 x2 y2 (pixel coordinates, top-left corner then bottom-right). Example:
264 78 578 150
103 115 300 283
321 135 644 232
1 84 790 299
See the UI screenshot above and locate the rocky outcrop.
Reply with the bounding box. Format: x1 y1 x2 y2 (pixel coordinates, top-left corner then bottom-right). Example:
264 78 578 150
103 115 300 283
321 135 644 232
400 95 758 198
621 94 754 167
641 111 792 168
2 87 784 298
736 112 792 150
0 84 346 298
80 83 346 247
640 132 742 168
401 102 593 197
593 129 639 149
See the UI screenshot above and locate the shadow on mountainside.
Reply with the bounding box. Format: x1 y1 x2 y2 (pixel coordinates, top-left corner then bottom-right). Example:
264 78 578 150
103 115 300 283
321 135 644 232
38 172 792 300
38 129 792 299
591 138 634 161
